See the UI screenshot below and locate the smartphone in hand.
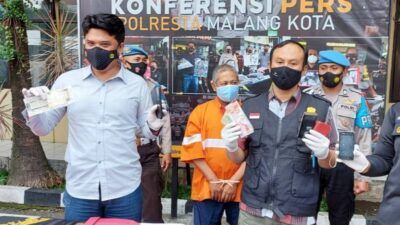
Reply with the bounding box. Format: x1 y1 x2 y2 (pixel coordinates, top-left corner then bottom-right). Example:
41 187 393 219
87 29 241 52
298 113 318 138
338 132 355 160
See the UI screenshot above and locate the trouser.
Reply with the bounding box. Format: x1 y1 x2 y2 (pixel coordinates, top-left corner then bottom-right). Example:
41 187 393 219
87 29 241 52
193 200 239 225
318 163 355 225
238 210 285 225
183 73 199 93
138 141 164 223
63 186 143 222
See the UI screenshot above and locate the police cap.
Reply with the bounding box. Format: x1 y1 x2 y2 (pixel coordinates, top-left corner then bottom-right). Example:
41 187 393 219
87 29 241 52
123 45 148 57
318 50 350 67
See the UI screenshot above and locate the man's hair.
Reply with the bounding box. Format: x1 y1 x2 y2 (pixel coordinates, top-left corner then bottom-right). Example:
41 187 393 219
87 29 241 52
269 40 307 66
82 14 125 44
212 64 238 82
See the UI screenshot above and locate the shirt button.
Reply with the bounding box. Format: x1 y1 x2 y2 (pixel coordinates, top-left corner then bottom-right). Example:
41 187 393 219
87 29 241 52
98 141 101 144
98 121 101 124
99 102 102 105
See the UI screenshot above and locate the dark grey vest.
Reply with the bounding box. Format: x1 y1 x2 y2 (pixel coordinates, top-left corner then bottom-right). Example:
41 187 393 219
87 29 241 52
241 92 330 217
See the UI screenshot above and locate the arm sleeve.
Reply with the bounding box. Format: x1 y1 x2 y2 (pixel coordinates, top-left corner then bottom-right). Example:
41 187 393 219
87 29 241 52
364 105 396 177
23 78 66 136
160 95 172 154
137 84 157 139
181 106 205 163
354 96 373 181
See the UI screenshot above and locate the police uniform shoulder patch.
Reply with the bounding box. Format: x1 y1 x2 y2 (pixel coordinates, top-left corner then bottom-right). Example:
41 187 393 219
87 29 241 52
242 92 267 106
348 86 363 95
243 92 264 102
311 94 331 106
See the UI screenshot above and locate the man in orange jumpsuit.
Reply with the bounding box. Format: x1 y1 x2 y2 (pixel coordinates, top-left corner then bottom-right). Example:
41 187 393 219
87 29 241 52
181 64 245 225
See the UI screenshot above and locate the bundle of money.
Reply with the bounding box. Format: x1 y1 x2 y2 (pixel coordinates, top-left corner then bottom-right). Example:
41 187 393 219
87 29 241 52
24 87 72 117
222 101 254 138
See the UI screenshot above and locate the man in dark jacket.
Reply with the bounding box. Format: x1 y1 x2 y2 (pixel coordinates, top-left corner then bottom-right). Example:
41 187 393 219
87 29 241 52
221 40 337 225
339 102 400 225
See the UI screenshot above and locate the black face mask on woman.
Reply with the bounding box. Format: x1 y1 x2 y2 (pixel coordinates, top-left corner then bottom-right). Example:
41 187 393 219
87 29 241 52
86 47 118 70
270 66 302 90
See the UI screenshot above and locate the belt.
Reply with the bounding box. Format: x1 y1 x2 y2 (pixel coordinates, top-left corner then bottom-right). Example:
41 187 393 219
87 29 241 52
136 137 155 146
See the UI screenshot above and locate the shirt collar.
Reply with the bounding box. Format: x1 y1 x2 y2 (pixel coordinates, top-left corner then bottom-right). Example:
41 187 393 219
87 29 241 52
268 86 302 104
315 84 348 97
82 64 128 84
211 97 229 113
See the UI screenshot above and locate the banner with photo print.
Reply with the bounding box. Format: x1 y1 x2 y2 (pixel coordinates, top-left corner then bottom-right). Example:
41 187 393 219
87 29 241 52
79 0 390 144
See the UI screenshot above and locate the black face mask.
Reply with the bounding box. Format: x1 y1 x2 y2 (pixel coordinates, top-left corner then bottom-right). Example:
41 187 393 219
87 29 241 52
346 54 357 64
86 47 118 70
320 72 342 88
128 62 147 76
270 66 302 90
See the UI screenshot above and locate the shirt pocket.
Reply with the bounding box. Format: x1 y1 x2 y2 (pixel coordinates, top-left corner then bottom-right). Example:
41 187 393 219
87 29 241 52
245 152 263 190
337 105 356 131
291 161 318 199
296 138 312 157
248 120 263 147
106 96 139 121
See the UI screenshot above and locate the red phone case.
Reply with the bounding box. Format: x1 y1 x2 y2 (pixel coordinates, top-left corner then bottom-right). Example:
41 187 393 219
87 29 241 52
314 121 331 137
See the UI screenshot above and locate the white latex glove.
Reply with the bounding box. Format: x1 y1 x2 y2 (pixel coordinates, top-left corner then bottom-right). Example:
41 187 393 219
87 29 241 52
221 122 241 152
147 105 169 131
21 86 50 100
302 129 330 160
336 144 370 173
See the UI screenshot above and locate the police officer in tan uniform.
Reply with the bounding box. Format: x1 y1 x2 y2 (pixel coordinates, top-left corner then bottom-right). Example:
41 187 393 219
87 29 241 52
122 46 172 223
305 50 372 225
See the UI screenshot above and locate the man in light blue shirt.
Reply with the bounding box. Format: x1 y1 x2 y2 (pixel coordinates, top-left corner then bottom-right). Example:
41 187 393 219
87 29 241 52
21 14 168 223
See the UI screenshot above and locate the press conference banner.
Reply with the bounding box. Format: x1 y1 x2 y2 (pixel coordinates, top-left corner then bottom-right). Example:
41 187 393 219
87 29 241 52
79 0 390 144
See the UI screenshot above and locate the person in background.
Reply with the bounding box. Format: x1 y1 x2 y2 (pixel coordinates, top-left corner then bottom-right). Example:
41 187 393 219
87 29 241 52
243 47 258 75
180 42 199 93
236 51 244 74
21 14 169 222
258 44 270 74
300 48 320 88
304 50 372 225
219 45 239 71
181 64 245 225
344 47 378 98
150 61 163 85
122 46 172 223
